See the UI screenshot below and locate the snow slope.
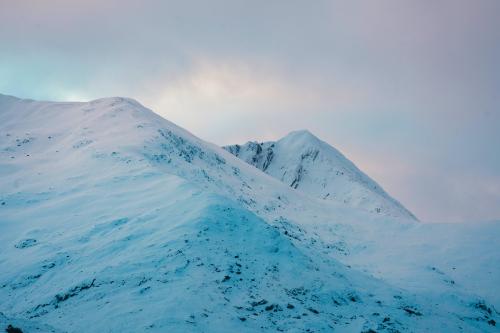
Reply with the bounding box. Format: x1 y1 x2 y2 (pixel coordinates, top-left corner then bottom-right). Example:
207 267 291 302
224 131 416 220
0 94 498 332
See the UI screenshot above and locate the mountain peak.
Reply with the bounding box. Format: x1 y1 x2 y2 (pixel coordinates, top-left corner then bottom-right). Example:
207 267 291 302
285 129 315 138
280 129 321 144
88 96 143 108
224 131 417 220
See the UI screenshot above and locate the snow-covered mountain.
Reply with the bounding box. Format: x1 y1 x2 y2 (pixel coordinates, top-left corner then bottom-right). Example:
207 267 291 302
0 93 498 332
224 131 416 220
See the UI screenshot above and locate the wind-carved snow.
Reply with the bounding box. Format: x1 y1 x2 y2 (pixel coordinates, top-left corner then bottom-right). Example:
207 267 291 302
0 94 498 332
224 130 416 220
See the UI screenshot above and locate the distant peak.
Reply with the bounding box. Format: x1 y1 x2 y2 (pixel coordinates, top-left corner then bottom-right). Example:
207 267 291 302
279 129 323 146
286 129 316 138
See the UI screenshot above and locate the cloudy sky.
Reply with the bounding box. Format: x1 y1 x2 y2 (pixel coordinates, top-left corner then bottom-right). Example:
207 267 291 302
1 0 499 222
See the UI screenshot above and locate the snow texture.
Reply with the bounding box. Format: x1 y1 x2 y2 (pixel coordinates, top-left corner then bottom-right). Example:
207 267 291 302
0 94 498 332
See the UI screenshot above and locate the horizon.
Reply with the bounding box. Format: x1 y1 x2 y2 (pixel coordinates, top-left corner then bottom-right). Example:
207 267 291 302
1 0 499 223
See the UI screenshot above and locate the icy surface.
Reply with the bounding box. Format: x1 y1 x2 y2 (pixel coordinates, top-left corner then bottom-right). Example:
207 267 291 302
0 94 498 332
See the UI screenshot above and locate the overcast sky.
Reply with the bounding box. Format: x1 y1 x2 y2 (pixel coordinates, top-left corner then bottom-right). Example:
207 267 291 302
1 0 499 222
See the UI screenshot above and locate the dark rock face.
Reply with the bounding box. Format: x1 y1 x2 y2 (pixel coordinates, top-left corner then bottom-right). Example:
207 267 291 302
224 141 275 172
14 239 37 249
5 325 23 333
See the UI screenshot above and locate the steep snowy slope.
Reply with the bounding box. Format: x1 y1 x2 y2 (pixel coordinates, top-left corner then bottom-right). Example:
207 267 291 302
224 131 416 220
0 94 498 332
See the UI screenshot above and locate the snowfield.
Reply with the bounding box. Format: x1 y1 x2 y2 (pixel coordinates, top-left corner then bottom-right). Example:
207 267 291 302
0 94 498 332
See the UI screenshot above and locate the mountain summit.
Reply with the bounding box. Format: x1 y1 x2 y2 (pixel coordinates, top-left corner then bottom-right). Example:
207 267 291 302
224 131 416 220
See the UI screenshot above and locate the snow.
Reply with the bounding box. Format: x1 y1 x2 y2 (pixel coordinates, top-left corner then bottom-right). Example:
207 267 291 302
0 93 498 332
223 130 416 220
